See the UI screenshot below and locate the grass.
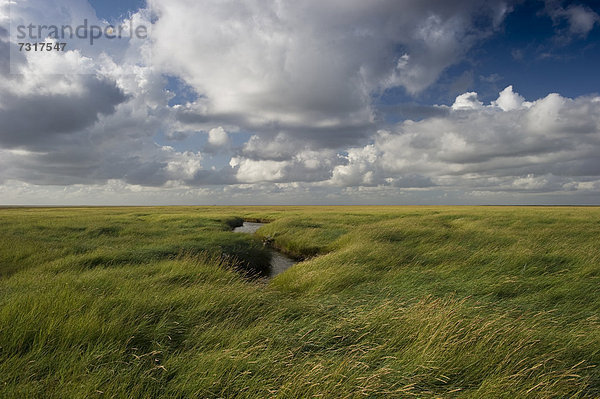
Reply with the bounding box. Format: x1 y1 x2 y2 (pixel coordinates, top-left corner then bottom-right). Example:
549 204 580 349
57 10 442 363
0 206 599 398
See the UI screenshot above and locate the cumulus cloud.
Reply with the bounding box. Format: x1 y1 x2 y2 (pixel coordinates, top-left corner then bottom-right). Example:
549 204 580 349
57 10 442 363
330 145 380 187
150 0 510 146
373 87 600 193
229 147 338 184
230 158 288 183
201 126 233 154
0 6 229 188
0 42 127 149
492 85 531 111
207 127 230 148
452 92 483 111
221 86 600 198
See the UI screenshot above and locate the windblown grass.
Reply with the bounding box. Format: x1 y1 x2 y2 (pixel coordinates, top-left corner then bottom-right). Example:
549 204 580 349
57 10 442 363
0 206 599 398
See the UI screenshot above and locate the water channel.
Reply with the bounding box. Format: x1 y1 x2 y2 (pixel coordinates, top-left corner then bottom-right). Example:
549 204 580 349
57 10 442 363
233 222 296 277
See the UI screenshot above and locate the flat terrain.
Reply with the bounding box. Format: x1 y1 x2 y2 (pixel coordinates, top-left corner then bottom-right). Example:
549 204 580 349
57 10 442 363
0 206 599 398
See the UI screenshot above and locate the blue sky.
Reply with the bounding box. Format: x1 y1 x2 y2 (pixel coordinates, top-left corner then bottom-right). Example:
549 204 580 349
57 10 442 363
474 0 600 101
1 0 600 205
88 0 146 21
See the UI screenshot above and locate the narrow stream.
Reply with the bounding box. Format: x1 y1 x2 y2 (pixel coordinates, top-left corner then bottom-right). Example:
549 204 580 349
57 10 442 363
233 222 297 277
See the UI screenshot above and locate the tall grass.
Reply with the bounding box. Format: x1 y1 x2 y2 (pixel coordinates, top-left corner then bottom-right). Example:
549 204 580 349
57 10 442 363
0 206 599 397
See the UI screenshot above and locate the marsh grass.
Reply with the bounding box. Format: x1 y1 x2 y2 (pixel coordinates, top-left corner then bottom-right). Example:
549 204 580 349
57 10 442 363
0 206 599 398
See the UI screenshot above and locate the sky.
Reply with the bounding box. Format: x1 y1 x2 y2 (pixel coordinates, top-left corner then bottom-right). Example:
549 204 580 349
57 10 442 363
1 0 599 205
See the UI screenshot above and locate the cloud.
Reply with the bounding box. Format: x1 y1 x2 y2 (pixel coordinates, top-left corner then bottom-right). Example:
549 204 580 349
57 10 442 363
230 158 289 183
379 103 450 122
207 127 230 148
3 0 600 205
330 145 380 187
452 92 483 110
0 42 127 149
564 5 600 36
373 87 600 193
203 126 232 154
221 86 600 197
151 0 511 147
0 20 230 188
545 1 600 38
491 85 530 111
229 147 338 184
241 134 302 161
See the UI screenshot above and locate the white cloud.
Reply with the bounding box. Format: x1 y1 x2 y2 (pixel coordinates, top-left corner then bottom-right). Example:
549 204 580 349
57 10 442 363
207 127 229 147
150 0 510 137
330 145 380 187
165 148 203 180
230 157 289 183
452 92 483 110
374 87 600 194
0 5 223 188
492 85 530 111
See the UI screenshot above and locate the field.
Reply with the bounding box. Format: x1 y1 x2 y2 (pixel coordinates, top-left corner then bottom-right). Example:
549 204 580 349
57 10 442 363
0 206 599 398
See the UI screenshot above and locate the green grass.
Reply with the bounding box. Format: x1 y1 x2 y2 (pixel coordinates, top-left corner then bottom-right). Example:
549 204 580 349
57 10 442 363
0 206 599 398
